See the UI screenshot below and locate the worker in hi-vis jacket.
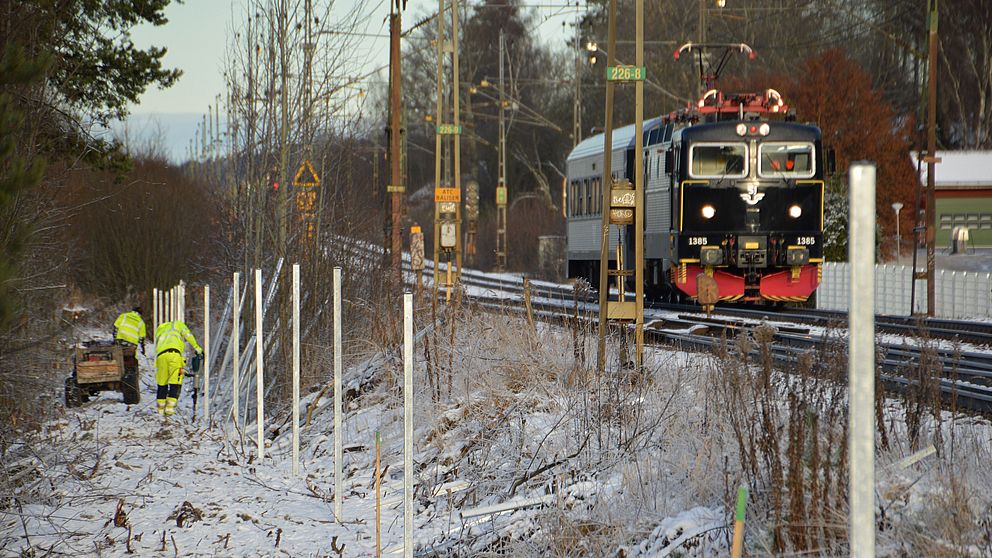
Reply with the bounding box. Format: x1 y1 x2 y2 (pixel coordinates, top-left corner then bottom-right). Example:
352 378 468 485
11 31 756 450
154 320 202 417
113 306 147 354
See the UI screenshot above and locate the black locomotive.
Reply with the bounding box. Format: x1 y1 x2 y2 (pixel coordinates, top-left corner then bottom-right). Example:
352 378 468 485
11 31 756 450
566 89 827 305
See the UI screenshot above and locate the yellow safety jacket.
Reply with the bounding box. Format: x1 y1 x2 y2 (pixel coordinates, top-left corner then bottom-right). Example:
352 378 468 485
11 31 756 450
155 320 202 356
114 311 147 345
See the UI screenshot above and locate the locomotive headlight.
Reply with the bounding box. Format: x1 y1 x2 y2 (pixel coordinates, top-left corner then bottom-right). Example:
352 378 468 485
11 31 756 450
701 205 716 219
788 204 802 218
736 123 747 136
759 123 771 136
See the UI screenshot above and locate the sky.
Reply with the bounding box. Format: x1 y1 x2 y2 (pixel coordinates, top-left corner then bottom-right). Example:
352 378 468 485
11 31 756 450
125 0 581 162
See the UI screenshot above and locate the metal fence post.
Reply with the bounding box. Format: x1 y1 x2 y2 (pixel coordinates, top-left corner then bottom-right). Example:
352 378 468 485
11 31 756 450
292 264 300 476
232 272 240 433
403 292 414 558
334 267 343 519
204 285 210 424
848 162 876 557
254 269 265 459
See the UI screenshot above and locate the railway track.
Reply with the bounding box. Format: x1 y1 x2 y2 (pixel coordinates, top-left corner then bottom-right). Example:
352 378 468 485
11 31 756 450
415 261 992 344
427 265 992 413
654 302 992 346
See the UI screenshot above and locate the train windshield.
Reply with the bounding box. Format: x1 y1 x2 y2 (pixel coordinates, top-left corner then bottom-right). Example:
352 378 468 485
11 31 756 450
689 143 748 179
758 143 815 178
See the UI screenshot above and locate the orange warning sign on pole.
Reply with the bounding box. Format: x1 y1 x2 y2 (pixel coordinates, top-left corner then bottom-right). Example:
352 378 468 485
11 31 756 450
434 187 460 203
293 159 320 188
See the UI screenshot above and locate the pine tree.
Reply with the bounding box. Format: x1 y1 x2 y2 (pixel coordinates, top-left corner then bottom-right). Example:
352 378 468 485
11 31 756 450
0 47 48 325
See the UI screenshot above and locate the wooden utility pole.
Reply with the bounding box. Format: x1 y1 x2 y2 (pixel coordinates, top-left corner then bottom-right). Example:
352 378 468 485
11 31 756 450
924 0 938 317
633 0 644 367
389 4 405 286
596 0 617 375
696 0 706 98
433 0 444 300
277 0 290 260
596 0 645 373
433 0 462 301
452 0 462 282
495 30 508 271
572 19 582 149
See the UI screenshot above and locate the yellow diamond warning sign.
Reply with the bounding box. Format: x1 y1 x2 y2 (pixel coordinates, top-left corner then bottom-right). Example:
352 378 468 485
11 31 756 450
293 159 320 188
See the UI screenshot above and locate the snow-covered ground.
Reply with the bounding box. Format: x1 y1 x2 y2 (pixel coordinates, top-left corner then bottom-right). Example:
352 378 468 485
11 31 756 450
4 308 992 556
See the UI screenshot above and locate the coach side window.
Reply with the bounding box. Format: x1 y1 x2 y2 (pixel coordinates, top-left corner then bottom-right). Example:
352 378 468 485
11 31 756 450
570 181 577 216
595 178 601 214
585 180 592 215
595 179 600 214
568 181 572 216
582 180 589 215
575 181 582 216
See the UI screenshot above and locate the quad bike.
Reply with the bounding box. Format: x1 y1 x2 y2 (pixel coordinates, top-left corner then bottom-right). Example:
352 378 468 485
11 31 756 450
65 340 140 407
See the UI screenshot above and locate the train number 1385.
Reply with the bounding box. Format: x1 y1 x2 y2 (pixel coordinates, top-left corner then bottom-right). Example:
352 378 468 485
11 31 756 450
687 237 708 246
796 236 816 245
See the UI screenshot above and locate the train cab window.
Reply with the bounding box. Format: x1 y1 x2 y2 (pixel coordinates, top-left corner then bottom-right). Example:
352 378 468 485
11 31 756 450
689 143 748 179
758 143 815 178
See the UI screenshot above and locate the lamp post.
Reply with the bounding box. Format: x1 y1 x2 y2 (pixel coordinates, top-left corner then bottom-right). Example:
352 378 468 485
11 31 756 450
892 202 904 263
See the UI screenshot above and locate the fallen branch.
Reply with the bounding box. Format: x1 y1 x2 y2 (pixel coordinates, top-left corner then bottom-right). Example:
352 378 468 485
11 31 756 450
67 450 103 480
305 385 329 427
507 433 589 498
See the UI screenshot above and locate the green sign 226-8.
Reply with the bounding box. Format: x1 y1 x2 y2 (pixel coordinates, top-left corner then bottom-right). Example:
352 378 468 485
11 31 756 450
436 124 463 135
606 65 646 81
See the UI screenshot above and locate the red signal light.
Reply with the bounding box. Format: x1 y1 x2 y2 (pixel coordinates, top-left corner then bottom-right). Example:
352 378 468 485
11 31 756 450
273 182 279 190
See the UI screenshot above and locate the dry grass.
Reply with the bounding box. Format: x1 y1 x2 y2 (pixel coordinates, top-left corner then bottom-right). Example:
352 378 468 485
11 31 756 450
403 298 718 556
703 320 992 557
707 324 851 554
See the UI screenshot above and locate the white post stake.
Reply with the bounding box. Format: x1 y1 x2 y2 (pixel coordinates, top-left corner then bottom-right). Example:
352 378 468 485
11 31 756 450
179 281 186 322
254 269 265 459
292 263 301 476
333 267 343 519
232 272 241 432
204 284 211 424
849 162 876 557
403 291 414 558
165 289 171 322
152 288 159 336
